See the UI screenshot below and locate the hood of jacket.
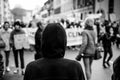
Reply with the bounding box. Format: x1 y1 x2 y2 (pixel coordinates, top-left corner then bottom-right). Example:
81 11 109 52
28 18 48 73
42 23 67 59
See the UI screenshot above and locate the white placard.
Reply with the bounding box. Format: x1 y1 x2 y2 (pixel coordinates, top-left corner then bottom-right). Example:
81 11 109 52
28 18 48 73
14 34 30 49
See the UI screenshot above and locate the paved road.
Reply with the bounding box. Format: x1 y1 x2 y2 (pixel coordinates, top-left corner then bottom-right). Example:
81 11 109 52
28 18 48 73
2 45 120 80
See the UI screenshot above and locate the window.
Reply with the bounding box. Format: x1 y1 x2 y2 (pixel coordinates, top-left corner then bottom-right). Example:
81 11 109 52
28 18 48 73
81 13 83 20
109 0 114 13
54 7 61 14
98 0 104 2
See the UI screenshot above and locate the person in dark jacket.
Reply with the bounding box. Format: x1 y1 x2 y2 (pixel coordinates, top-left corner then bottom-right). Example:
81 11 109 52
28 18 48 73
99 26 113 68
10 21 25 75
24 23 85 80
34 22 43 60
0 53 4 79
112 56 120 80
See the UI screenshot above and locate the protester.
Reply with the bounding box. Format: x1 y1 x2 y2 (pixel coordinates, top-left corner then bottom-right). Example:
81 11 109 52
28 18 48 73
0 29 5 78
112 56 120 80
24 23 85 80
10 21 25 75
60 19 67 29
76 18 96 80
116 22 120 48
98 25 113 68
0 21 12 72
34 22 43 60
111 22 118 45
0 52 4 79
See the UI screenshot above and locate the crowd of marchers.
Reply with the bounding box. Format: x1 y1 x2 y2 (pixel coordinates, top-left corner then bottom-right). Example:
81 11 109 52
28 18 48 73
0 17 119 80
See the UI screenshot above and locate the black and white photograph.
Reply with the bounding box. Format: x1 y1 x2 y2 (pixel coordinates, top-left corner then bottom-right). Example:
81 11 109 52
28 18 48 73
0 0 120 80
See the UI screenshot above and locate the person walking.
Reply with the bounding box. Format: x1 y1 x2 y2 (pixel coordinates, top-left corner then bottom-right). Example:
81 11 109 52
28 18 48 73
10 21 25 75
0 21 12 72
98 26 113 68
34 22 43 60
24 23 85 80
76 18 96 80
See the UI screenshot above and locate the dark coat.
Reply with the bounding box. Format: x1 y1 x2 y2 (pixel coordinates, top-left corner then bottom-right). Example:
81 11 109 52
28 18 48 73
98 33 113 48
112 56 120 80
34 27 42 59
0 53 4 79
24 23 85 80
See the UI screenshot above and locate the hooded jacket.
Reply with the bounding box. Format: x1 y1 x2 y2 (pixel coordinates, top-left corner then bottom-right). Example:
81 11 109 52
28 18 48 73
24 23 85 80
112 56 120 80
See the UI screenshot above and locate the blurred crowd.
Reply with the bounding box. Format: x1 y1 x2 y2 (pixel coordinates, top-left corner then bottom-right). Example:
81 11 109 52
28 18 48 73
0 16 119 80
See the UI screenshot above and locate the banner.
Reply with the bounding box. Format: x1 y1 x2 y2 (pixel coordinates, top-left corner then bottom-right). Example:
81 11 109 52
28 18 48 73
23 28 83 46
66 28 83 46
14 34 30 49
22 28 37 45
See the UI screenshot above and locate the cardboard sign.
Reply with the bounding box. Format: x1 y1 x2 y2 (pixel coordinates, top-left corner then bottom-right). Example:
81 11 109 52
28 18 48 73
23 28 83 46
14 34 30 49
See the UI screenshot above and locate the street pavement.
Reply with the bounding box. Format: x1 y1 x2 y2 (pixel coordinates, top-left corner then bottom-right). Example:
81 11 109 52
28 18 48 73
1 45 120 80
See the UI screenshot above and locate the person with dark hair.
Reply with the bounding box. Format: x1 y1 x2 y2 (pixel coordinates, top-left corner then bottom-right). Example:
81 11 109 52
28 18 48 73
114 22 120 48
10 21 25 75
76 18 96 80
98 26 113 68
112 56 120 80
24 23 85 80
0 21 12 72
34 22 43 60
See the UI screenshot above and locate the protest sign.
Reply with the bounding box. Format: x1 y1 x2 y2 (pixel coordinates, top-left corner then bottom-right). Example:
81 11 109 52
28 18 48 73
22 28 37 45
14 34 30 49
23 28 83 46
66 28 83 46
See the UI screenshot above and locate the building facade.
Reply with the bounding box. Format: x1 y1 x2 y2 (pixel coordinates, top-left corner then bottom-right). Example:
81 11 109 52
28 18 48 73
0 0 12 24
114 0 120 21
41 0 120 22
95 0 120 22
50 0 95 21
0 0 4 24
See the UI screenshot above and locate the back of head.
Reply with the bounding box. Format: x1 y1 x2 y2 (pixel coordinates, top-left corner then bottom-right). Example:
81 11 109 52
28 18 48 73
37 21 43 31
14 21 21 27
84 18 94 30
42 23 67 59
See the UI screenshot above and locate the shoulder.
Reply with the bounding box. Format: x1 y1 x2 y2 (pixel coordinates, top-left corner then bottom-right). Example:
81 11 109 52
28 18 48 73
113 56 120 68
26 60 39 70
63 58 82 68
63 59 84 74
0 29 4 33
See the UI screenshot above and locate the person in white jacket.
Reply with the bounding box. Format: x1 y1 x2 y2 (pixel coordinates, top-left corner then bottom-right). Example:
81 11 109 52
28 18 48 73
0 21 12 72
